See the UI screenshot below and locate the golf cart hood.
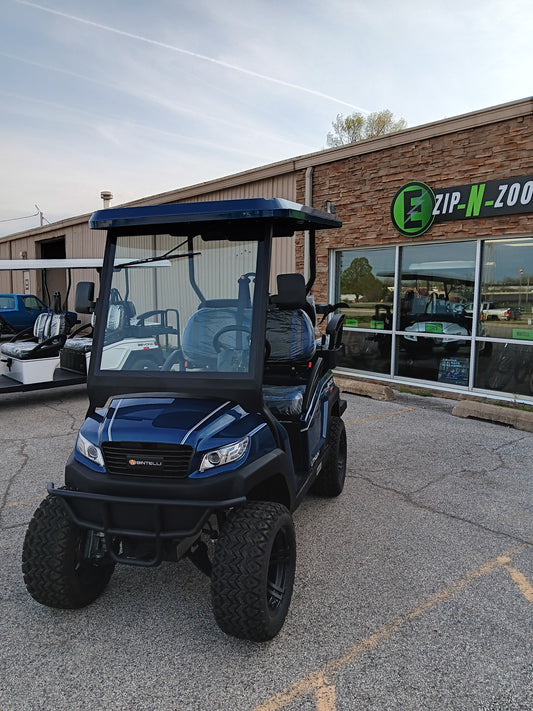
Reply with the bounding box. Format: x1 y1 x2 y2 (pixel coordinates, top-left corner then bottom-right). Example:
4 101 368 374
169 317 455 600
88 395 265 450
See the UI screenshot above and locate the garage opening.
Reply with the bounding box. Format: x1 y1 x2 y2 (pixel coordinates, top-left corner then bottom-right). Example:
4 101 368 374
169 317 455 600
38 237 67 308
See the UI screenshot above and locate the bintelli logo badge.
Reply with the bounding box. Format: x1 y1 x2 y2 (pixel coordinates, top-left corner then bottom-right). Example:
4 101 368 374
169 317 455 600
128 457 163 468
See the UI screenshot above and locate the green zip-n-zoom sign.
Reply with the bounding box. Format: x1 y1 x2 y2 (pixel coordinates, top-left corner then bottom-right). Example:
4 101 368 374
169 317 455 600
391 174 533 237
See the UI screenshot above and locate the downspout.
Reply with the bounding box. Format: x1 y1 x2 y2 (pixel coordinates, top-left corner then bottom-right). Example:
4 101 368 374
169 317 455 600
304 166 313 285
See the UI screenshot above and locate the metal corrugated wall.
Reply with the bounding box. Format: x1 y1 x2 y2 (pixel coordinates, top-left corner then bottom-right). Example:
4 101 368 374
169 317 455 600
0 171 298 297
164 173 298 289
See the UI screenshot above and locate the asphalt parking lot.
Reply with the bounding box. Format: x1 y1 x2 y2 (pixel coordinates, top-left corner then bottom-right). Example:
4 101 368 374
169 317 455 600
1 385 532 711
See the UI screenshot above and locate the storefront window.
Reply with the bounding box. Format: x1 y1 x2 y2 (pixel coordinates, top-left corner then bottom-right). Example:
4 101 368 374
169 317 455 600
333 236 533 401
396 241 476 384
335 247 395 375
479 238 533 338
475 341 533 396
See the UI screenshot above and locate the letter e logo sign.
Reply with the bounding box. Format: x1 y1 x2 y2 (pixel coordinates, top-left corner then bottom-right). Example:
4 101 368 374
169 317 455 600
391 181 436 237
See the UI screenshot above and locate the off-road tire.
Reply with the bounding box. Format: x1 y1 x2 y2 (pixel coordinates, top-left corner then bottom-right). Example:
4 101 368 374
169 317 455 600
311 416 347 497
211 501 296 641
486 350 514 390
22 495 115 609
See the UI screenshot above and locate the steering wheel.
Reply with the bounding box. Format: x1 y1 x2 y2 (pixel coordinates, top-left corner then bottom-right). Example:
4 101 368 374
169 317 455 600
29 334 67 358
67 322 93 339
213 325 251 353
161 348 185 371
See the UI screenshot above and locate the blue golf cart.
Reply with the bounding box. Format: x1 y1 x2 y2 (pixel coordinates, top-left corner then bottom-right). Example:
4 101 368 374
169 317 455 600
22 198 347 640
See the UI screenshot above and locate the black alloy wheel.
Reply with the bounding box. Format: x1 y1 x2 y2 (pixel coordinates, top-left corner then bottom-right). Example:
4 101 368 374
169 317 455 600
211 501 296 641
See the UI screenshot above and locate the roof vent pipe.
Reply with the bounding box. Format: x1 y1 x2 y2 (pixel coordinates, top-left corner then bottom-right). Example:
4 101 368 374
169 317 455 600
100 191 113 208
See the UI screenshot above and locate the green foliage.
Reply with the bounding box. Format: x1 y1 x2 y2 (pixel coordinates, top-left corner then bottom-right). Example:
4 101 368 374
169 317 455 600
327 109 407 147
340 256 388 301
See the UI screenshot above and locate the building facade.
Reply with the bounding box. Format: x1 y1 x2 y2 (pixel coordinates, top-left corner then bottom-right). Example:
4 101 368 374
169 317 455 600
1 97 532 401
296 98 533 402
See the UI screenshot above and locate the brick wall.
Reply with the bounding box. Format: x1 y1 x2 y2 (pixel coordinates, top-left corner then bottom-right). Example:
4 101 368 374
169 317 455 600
296 114 533 302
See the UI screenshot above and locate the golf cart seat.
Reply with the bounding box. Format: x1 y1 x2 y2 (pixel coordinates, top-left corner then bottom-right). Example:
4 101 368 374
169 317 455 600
263 275 318 417
265 307 316 365
263 307 316 417
103 299 136 342
62 334 93 353
271 272 316 326
1 311 67 360
182 306 252 370
60 318 94 374
61 297 136 373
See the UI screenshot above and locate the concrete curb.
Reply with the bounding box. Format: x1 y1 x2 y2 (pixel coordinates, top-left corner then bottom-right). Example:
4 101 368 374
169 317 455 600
452 400 533 432
335 376 396 401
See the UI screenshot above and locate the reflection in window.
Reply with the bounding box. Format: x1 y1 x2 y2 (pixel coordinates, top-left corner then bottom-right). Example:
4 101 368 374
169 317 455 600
399 241 476 359
476 341 533 396
481 238 533 339
336 248 395 329
330 236 533 400
335 248 395 372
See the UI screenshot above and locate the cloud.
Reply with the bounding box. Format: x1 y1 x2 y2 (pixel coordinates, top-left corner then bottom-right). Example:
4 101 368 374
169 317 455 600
15 0 370 112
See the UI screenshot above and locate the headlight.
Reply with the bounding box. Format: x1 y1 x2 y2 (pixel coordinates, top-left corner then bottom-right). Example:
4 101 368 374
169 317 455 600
76 432 105 467
199 437 249 472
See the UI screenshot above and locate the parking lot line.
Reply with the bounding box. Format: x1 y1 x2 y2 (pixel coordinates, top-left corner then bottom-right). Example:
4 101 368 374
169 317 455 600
504 564 533 603
252 545 529 711
4 495 43 509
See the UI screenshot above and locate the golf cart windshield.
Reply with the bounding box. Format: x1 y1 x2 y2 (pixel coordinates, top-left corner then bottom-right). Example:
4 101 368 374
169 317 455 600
86 198 342 411
97 232 260 377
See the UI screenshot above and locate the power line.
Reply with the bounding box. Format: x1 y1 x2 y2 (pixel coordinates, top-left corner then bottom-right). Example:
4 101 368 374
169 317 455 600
0 209 40 224
0 205 50 226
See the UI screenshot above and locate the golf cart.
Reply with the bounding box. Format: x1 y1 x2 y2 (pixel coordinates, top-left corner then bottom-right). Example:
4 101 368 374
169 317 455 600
22 198 347 641
0 258 179 394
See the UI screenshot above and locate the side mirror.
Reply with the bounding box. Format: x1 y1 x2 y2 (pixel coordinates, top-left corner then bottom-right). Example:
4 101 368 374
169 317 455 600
75 282 96 314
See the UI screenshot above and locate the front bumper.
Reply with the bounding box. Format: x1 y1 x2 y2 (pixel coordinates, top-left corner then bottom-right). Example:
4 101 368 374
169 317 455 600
51 446 292 562
49 481 245 540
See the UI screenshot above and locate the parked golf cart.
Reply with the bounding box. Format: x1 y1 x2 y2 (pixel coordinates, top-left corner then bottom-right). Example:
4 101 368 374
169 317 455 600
22 198 347 641
0 259 178 394
0 292 77 336
0 287 81 390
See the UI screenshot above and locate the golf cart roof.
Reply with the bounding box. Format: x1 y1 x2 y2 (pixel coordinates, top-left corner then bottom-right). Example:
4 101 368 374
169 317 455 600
89 198 342 236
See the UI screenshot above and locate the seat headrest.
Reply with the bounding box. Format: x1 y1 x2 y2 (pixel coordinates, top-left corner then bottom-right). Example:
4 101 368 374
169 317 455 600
272 273 316 326
274 273 307 309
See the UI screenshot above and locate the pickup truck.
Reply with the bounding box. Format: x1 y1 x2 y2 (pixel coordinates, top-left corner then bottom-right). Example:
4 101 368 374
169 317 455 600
481 302 516 320
0 293 77 335
465 301 515 321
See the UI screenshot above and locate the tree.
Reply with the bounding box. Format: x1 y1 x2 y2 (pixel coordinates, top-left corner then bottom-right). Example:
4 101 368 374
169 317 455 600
326 109 407 147
340 257 388 301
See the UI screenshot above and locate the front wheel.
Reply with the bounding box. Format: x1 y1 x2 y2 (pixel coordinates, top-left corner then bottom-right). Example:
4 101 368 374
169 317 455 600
22 495 115 609
211 502 296 641
311 416 347 497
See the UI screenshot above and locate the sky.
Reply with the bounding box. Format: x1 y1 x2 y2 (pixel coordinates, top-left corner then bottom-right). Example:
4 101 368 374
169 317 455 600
1 0 532 238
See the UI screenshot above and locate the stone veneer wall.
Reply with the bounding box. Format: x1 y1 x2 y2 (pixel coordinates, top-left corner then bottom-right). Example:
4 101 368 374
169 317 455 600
295 113 533 303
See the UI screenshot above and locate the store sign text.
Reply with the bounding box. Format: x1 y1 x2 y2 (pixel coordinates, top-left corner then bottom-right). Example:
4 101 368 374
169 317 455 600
391 175 533 237
433 175 533 221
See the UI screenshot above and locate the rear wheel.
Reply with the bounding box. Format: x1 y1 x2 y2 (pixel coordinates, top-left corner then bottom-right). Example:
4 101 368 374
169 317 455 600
211 501 296 641
311 416 347 497
22 495 115 609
